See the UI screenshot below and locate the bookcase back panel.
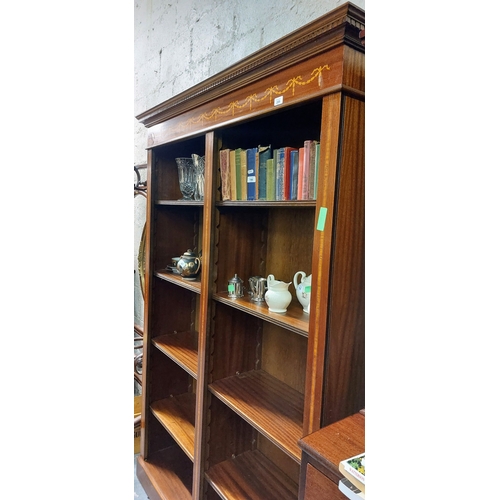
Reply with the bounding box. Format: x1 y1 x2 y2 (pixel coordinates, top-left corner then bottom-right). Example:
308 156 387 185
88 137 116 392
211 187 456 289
153 137 206 201
210 303 262 381
214 207 267 293
257 433 300 486
206 394 257 467
152 207 202 270
261 323 307 395
145 411 178 456
149 347 196 401
265 207 315 288
150 279 198 336
217 100 322 153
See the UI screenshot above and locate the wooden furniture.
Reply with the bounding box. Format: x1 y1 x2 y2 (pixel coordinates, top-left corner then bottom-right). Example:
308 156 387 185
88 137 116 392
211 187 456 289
298 411 365 500
135 3 364 499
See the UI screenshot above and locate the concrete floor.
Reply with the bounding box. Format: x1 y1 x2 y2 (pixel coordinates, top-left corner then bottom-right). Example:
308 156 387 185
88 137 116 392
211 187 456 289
134 454 149 500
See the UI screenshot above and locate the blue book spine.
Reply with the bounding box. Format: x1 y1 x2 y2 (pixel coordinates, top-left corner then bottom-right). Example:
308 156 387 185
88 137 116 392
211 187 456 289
276 147 285 200
247 147 257 200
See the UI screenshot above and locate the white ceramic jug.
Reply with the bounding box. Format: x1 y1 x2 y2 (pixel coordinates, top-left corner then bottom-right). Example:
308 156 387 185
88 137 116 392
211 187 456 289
265 274 292 313
293 271 312 314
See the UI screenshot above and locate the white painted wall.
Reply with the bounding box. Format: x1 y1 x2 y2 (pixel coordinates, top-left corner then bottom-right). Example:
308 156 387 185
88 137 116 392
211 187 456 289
133 0 365 326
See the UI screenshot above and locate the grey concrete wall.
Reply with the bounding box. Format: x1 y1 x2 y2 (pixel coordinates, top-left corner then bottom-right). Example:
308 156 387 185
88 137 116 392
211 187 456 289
133 0 365 326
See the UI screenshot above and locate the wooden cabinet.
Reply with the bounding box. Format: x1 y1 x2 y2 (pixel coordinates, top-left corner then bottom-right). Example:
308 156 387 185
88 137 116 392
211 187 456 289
135 3 364 499
298 412 365 500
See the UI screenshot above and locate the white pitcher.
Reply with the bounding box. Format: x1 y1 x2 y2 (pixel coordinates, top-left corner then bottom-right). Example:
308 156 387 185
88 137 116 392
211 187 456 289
265 274 292 313
293 271 312 314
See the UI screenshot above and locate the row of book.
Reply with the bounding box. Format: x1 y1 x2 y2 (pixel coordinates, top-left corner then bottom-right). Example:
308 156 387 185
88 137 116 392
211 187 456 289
219 140 320 201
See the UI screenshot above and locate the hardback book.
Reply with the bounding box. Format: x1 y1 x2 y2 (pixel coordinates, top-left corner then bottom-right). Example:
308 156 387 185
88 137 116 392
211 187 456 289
301 140 312 200
246 147 257 200
275 147 286 200
313 141 320 200
234 147 242 200
266 157 275 200
289 149 299 200
219 148 231 201
229 149 238 200
339 452 365 492
339 478 365 500
308 140 319 200
282 146 294 200
297 147 305 200
240 148 248 201
229 149 237 200
258 144 271 200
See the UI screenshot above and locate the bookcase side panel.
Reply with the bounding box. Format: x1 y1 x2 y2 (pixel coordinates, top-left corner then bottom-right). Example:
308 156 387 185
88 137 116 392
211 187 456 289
322 96 365 425
303 92 343 435
193 131 217 500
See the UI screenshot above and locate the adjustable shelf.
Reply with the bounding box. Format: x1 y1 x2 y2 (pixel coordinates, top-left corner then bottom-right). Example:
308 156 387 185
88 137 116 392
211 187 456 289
206 449 298 500
150 393 196 461
137 446 193 500
154 270 202 293
214 293 309 337
153 330 199 378
209 369 303 462
215 200 316 208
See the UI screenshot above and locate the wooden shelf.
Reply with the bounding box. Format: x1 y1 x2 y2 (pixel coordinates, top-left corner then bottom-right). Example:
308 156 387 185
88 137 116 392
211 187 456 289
153 331 198 378
206 449 298 500
214 293 309 337
209 369 304 462
136 446 192 500
156 199 204 206
215 200 316 208
154 270 202 293
150 393 196 461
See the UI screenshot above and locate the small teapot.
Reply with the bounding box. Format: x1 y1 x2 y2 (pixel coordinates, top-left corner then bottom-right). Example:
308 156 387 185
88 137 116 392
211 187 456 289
293 271 312 314
176 249 201 279
265 274 292 313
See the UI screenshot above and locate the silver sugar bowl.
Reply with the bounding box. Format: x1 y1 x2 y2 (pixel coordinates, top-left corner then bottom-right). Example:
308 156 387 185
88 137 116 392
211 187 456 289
228 274 244 298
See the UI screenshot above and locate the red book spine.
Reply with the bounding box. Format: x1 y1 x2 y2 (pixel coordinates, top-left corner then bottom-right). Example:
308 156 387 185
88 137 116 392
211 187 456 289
297 147 305 200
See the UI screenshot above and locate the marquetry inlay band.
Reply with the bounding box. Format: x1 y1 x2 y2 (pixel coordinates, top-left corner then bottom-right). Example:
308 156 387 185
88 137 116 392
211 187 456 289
182 65 330 128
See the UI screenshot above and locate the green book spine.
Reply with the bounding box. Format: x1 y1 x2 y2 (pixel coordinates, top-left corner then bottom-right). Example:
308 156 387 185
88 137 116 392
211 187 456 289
235 147 242 200
258 145 271 200
266 157 275 200
240 149 247 201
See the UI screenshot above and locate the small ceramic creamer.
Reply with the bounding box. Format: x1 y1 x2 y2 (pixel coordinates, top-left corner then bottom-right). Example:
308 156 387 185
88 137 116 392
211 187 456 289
293 271 312 314
265 274 292 313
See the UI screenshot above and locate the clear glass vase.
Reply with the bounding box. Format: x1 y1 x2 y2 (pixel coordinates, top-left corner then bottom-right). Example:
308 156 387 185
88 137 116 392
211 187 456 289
175 157 195 200
192 154 205 201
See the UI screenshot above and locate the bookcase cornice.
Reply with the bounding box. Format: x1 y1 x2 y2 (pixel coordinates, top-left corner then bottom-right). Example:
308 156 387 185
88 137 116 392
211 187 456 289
136 2 364 128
